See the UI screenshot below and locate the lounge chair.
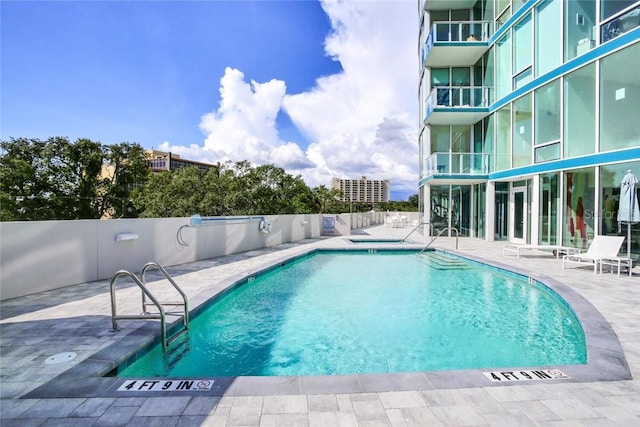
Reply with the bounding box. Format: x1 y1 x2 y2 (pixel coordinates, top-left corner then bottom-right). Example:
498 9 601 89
562 235 631 275
503 244 579 259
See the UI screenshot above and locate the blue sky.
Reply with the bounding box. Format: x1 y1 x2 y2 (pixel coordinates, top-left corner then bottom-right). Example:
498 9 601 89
1 0 418 199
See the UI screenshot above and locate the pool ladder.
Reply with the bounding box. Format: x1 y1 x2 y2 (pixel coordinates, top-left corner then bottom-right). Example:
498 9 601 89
401 221 434 242
419 227 459 254
110 262 189 350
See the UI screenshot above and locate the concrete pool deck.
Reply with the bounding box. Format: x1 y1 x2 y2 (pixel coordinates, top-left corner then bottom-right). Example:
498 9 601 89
1 225 639 426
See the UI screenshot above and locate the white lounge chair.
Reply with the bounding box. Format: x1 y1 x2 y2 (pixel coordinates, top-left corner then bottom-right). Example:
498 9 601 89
562 235 629 275
503 244 579 259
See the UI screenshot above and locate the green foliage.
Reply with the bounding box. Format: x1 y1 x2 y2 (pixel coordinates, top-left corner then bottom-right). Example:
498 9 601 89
377 194 419 212
311 185 343 213
1 136 418 220
131 161 318 218
0 137 149 221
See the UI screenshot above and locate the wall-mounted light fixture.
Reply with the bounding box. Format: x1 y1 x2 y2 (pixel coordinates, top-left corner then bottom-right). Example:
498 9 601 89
115 233 139 242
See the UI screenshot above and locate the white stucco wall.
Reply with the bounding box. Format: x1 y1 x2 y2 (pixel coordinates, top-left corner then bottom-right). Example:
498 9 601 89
0 214 322 301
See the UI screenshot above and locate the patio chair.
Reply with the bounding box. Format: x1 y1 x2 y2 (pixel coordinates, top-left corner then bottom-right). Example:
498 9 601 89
503 244 579 259
562 235 626 274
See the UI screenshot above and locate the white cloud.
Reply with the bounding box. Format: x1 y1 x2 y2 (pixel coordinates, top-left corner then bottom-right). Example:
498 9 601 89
167 1 418 198
285 0 418 196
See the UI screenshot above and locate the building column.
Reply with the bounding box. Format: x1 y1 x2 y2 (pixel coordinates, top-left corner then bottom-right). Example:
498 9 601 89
530 175 540 245
485 181 495 241
423 185 432 235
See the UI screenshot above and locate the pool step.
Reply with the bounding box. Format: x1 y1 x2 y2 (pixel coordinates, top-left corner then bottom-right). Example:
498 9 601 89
418 252 470 270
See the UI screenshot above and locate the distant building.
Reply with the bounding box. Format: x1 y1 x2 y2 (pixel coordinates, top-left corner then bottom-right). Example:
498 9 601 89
331 176 390 203
145 149 216 172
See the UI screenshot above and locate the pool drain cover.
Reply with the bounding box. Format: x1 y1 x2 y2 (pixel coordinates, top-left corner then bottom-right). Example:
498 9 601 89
45 352 77 365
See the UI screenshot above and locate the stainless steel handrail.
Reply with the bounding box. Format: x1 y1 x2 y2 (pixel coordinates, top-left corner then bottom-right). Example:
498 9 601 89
110 270 168 349
110 262 189 349
401 221 434 242
419 227 459 254
141 262 190 340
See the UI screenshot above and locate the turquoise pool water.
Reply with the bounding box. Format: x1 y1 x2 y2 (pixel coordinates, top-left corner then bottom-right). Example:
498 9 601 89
117 251 587 377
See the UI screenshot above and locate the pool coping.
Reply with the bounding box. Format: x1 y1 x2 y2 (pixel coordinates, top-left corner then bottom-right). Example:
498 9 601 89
24 245 632 399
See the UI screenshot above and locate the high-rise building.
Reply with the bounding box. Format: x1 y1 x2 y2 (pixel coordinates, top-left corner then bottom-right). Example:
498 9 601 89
331 176 391 203
419 0 640 257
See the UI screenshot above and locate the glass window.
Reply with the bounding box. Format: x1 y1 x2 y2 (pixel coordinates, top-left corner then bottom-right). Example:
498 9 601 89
514 68 532 89
535 79 560 145
512 94 532 168
564 63 596 158
563 168 595 250
483 0 494 23
452 125 472 173
431 68 449 86
496 0 510 19
600 41 640 152
483 115 495 173
513 13 532 74
451 68 471 106
473 58 486 106
484 49 495 104
431 11 449 42
513 0 528 15
495 182 509 240
496 105 511 171
601 5 640 43
452 185 471 236
497 6 511 29
473 183 486 239
451 68 470 86
430 125 450 153
431 68 450 106
535 143 560 163
474 57 484 86
451 9 471 41
565 0 596 60
431 185 450 234
496 34 511 100
451 125 471 153
599 162 640 259
540 173 560 245
535 0 562 77
601 0 636 20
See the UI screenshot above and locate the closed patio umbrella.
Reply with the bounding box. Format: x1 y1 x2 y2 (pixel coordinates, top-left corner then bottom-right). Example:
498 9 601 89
617 170 640 258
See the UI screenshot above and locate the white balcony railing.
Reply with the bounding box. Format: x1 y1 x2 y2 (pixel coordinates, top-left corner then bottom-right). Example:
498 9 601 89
422 20 492 63
424 85 491 121
422 152 492 178
433 20 492 43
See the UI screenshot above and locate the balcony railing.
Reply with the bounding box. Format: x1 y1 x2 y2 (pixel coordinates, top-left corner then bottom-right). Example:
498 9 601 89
432 20 492 43
422 152 492 178
424 85 491 121
422 20 492 64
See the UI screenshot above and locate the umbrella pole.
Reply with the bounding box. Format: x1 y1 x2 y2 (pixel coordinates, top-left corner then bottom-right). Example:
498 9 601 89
628 222 632 258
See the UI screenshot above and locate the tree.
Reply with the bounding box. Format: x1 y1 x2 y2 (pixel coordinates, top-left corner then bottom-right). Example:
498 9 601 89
0 137 149 221
102 142 150 218
408 193 419 208
311 185 343 213
131 161 317 218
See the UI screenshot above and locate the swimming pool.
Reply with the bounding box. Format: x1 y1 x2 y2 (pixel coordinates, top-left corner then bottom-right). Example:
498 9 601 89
115 250 586 378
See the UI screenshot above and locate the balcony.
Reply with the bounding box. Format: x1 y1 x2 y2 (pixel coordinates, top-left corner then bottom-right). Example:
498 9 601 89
421 152 491 182
423 0 477 11
422 20 492 67
424 85 491 125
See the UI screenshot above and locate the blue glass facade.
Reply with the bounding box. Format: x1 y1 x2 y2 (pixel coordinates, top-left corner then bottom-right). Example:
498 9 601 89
419 0 640 257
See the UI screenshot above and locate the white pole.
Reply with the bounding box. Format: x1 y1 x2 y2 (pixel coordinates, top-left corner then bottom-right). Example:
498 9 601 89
628 222 632 258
